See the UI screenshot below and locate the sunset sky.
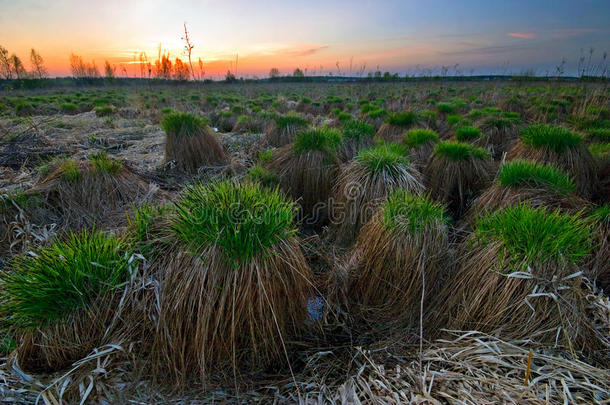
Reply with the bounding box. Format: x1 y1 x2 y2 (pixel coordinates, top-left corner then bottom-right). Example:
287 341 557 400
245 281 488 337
1 0 609 78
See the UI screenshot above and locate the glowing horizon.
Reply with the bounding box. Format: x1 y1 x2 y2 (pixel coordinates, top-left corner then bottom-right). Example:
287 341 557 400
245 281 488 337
1 0 609 78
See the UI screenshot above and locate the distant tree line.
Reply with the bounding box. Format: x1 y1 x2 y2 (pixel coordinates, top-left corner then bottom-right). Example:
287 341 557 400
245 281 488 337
0 45 48 79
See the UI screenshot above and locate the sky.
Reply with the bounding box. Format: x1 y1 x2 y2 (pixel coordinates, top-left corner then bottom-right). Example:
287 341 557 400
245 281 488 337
0 0 609 78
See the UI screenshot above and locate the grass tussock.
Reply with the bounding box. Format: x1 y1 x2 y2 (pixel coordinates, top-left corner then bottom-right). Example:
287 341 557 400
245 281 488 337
403 128 439 167
152 181 312 383
468 160 586 222
346 191 450 326
338 119 376 161
375 111 419 142
440 204 603 351
507 124 597 197
30 155 160 230
331 144 424 246
455 126 481 142
264 112 309 147
162 111 228 172
268 128 342 222
477 115 520 158
1 230 142 371
425 141 495 215
293 127 342 156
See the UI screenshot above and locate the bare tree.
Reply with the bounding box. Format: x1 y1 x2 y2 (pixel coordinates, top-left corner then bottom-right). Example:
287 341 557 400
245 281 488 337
0 45 12 79
104 60 115 80
70 53 86 78
198 57 204 80
139 52 148 79
10 54 26 78
181 22 195 80
30 48 48 78
70 53 100 78
269 67 280 79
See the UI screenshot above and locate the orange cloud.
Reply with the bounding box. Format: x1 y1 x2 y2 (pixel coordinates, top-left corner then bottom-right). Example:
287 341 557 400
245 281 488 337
507 32 536 39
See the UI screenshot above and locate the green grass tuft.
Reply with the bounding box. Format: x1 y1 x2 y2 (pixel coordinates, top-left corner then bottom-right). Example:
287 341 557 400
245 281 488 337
245 165 279 187
60 160 82 181
90 152 122 175
386 111 418 127
588 128 610 143
403 129 439 147
257 149 274 163
456 126 481 141
436 102 455 114
588 142 610 160
0 191 42 213
0 230 135 329
172 181 297 265
60 103 77 113
367 108 388 119
293 127 342 156
383 190 449 234
498 160 575 194
161 112 209 138
589 204 610 224
275 113 308 129
475 204 592 269
337 111 353 122
434 141 491 161
341 120 375 141
94 105 114 117
355 143 407 174
520 124 583 153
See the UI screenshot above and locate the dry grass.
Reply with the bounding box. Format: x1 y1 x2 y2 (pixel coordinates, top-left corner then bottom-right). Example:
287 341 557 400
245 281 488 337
424 145 495 216
467 184 589 225
507 141 598 198
151 238 313 385
439 236 607 355
5 330 608 404
268 145 339 224
330 152 424 247
29 158 161 230
345 208 450 327
164 118 229 173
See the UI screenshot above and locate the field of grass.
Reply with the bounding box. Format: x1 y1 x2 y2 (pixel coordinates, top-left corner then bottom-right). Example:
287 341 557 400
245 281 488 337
0 80 609 403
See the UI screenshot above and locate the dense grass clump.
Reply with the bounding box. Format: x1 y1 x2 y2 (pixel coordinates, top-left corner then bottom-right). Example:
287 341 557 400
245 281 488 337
589 142 610 159
0 231 133 329
245 165 279 187
456 126 481 141
90 152 122 175
293 128 342 156
386 111 418 127
590 204 610 223
342 120 375 141
498 160 576 194
59 160 82 181
60 103 77 113
161 112 209 138
173 181 297 264
475 204 592 269
403 129 439 147
275 113 308 129
588 128 610 143
355 144 407 174
435 141 490 161
383 191 449 234
94 105 113 117
520 124 583 153
436 102 455 114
